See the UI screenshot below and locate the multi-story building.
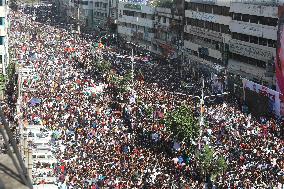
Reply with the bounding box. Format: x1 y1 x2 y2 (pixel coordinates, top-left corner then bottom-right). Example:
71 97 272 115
184 0 231 75
93 0 109 30
117 0 155 51
93 0 117 30
0 0 8 75
228 0 277 87
152 6 182 59
62 0 93 29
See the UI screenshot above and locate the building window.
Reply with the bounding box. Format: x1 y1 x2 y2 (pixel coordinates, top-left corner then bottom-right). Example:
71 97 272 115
220 24 230 34
239 33 249 42
81 1 88 5
0 37 4 45
187 2 197 11
249 15 259 24
212 5 222 15
222 6 230 16
265 17 277 26
212 23 220 32
242 14 250 22
232 32 239 40
230 53 266 68
197 20 204 28
191 18 198 27
267 39 276 48
197 3 205 12
259 37 267 46
250 36 258 44
204 21 213 30
0 18 4 26
204 4 212 14
233 13 242 21
163 17 166 23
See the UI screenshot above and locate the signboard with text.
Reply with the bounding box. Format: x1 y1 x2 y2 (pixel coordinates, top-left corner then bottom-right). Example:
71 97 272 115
276 6 284 102
191 11 216 22
229 39 272 60
243 78 281 117
124 4 142 10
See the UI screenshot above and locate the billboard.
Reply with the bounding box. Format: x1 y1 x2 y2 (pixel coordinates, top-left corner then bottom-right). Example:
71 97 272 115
243 79 281 117
276 6 284 95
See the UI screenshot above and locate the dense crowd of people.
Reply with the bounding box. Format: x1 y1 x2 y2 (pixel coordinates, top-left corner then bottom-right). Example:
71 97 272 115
5 4 284 188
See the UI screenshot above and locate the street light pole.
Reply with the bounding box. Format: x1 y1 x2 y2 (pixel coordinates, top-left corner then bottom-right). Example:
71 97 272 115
200 78 205 127
177 77 228 149
131 48 134 91
198 77 205 150
77 3 80 35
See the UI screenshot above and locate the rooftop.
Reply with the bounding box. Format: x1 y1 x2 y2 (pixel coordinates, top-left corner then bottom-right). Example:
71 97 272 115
0 154 30 189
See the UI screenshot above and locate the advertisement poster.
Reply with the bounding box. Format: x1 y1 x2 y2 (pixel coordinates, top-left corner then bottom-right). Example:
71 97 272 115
243 79 281 117
276 6 284 116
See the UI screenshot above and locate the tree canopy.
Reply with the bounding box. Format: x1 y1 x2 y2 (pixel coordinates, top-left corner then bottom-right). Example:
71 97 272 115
165 104 199 144
150 0 173 8
196 145 228 181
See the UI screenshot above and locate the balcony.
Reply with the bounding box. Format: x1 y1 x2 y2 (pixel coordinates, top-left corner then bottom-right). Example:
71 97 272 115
229 39 274 61
230 2 277 18
185 53 225 72
118 15 154 28
184 25 223 42
227 59 267 80
229 20 277 40
118 2 155 15
184 40 223 60
117 25 133 36
185 10 231 25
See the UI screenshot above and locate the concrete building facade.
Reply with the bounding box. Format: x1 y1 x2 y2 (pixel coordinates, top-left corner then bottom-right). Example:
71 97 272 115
228 1 278 87
117 0 155 51
93 0 109 29
184 0 231 74
151 7 182 59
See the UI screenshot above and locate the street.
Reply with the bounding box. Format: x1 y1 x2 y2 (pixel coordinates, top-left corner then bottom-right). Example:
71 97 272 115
5 3 284 189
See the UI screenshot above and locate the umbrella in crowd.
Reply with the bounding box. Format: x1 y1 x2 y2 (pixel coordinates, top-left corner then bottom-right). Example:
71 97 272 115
29 97 41 106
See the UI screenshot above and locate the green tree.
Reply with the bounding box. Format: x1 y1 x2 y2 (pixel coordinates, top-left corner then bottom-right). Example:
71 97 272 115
196 145 228 181
150 0 173 8
110 71 132 96
96 59 111 75
165 105 199 143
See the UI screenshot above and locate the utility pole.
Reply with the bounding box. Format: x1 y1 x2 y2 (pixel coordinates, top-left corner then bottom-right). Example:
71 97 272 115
77 1 80 34
131 48 134 91
198 78 205 150
177 77 228 150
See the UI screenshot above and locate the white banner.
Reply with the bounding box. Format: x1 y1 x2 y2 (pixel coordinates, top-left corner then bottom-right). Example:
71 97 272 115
242 79 281 117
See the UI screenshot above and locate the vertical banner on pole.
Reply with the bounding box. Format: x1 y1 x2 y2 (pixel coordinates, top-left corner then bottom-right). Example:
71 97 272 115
276 6 284 117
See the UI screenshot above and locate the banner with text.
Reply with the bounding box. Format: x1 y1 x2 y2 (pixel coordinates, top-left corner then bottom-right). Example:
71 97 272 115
242 79 281 117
